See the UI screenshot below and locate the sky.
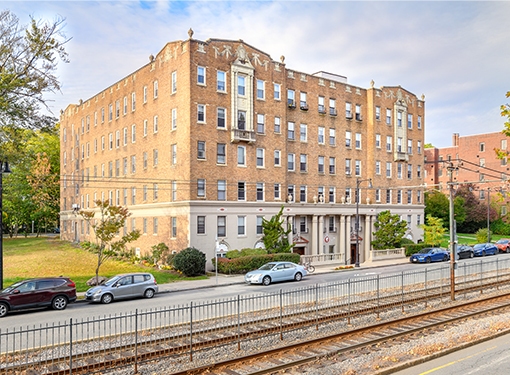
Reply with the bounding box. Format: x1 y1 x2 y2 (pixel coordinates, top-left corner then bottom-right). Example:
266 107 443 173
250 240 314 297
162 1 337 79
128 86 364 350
4 1 510 149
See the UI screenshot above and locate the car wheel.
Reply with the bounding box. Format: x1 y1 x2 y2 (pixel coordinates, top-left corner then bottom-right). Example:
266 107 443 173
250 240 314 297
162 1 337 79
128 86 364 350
294 272 302 281
506 247 510 254
470 252 474 258
443 255 448 261
52 296 68 310
144 289 155 299
0 303 8 318
101 293 113 304
426 257 431 263
262 276 271 286
482 250 486 257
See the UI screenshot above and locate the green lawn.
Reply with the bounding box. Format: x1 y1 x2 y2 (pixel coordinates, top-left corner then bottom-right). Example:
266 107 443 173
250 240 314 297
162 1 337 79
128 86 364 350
440 233 509 247
3 237 206 291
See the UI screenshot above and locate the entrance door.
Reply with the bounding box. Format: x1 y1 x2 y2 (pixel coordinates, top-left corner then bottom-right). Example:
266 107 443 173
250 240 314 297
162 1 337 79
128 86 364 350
293 247 305 256
350 244 357 264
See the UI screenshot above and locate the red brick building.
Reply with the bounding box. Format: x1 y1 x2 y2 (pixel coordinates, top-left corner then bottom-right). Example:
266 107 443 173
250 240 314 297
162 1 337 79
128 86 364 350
60 33 426 267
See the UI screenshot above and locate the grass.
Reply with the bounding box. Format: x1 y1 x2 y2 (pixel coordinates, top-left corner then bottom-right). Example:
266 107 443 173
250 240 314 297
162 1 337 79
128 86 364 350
439 232 510 248
3 237 207 292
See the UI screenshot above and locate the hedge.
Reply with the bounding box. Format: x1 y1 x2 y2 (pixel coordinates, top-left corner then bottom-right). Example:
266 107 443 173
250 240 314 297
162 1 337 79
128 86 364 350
403 243 435 256
212 253 301 274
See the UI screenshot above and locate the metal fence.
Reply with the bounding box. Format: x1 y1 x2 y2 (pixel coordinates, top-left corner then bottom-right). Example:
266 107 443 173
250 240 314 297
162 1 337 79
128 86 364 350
3 257 510 374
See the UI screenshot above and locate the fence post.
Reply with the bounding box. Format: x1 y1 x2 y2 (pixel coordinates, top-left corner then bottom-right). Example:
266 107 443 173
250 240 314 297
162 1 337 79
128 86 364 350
348 279 351 325
69 318 73 375
279 289 283 340
425 268 428 309
190 301 193 361
237 295 241 350
377 274 380 319
134 309 138 374
401 271 404 313
497 258 499 290
316 284 319 330
480 260 483 294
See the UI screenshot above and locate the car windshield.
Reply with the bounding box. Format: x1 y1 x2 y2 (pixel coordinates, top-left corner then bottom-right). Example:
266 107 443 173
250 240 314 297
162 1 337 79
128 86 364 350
104 276 121 286
1 281 25 293
496 240 508 244
473 244 485 249
416 248 433 254
259 263 277 271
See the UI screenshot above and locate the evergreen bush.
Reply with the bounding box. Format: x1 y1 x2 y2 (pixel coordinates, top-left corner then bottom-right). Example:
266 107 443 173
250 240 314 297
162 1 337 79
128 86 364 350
173 247 206 276
212 253 300 274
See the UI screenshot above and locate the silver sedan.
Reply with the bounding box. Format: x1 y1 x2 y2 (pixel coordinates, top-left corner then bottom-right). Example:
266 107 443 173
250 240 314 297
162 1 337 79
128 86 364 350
245 262 307 286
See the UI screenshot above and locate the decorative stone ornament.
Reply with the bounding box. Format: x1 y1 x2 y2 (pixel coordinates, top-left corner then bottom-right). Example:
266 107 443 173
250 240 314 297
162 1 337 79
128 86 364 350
313 195 318 204
236 45 248 63
280 55 285 63
319 195 324 203
288 194 293 203
149 54 154 62
188 28 194 38
370 80 374 88
341 196 346 204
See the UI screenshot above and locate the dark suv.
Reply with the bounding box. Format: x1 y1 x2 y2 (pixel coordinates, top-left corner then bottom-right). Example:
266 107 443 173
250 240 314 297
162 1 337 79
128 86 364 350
0 277 77 317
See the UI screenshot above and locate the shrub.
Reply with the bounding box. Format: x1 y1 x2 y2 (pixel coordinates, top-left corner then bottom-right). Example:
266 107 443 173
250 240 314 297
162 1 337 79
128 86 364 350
165 253 176 266
212 253 301 274
173 247 206 276
240 248 267 257
476 228 492 243
226 250 241 259
151 242 169 264
399 238 414 246
404 243 435 256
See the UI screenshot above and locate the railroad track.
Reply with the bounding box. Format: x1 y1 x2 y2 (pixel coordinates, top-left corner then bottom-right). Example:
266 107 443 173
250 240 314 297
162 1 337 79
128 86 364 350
1 272 509 375
177 292 510 375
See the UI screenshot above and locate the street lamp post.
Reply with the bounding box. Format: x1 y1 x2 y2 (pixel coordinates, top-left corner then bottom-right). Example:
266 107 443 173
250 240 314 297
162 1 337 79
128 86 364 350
355 177 372 268
0 159 12 290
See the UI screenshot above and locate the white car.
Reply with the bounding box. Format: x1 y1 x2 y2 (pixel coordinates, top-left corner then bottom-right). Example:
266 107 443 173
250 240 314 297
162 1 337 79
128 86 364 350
245 262 307 286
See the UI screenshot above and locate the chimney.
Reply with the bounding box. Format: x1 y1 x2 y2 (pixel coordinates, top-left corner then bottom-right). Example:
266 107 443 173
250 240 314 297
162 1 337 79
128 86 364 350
453 133 459 147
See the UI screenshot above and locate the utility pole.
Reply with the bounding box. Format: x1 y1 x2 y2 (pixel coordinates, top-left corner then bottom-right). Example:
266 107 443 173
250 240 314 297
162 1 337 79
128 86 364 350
447 162 457 301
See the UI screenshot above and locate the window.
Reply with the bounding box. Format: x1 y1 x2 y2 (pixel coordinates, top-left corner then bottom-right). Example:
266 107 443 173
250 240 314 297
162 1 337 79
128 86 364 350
257 183 264 201
408 114 413 129
355 133 361 149
287 89 295 107
217 143 226 164
397 190 402 204
172 108 177 130
288 153 295 171
274 183 281 199
122 127 127 146
101 108 105 123
257 148 265 167
288 122 295 140
171 71 177 93
417 141 422 154
274 150 281 166
502 139 508 150
197 66 205 84
101 136 105 150
288 185 295 202
238 216 246 236
143 185 147 201
123 188 128 205
197 179 205 197
376 161 381 175
375 189 380 202
217 216 226 237
143 120 147 136
355 104 361 121
238 76 245 95
217 71 225 91
257 114 265 133
318 127 325 144
115 100 120 118
218 180 226 200
408 139 413 154
387 136 392 151
386 189 391 204
407 190 412 204
418 116 422 129
237 146 246 166
109 104 113 121
123 97 127 115
397 112 402 127
217 108 226 128
153 184 158 200
345 188 351 203
198 141 206 159
143 86 147 103
397 163 402 179
197 216 205 234
115 130 120 148
119 158 124 175
143 218 147 234
171 144 177 165
480 142 485 152
300 123 307 142
131 124 136 143
238 182 246 200
171 217 176 237
172 181 177 201
132 187 136 205
275 117 281 133
386 109 392 125
318 156 325 173
376 106 381 120
345 131 352 147
300 154 307 172
329 187 335 203
397 137 402 152
386 162 392 177
257 80 265 99
329 157 335 174
197 105 205 123
407 164 412 179
345 159 351 175
300 185 307 202
109 161 113 177
257 216 264 235
153 115 158 133
274 83 281 100
153 149 158 166
318 96 325 114
355 160 361 176
417 165 422 178
143 152 147 168
238 110 246 129
300 92 307 109
153 81 158 98
376 134 381 148
132 156 136 174
329 128 336 146
480 190 486 199
329 98 336 116
345 102 352 118
417 214 421 226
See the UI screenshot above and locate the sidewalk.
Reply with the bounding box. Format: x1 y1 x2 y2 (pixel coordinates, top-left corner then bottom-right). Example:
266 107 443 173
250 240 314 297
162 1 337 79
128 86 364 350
76 257 410 301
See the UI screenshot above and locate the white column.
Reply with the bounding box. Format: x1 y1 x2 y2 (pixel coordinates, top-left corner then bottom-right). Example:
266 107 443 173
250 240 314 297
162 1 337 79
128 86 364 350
364 215 371 263
312 215 318 255
338 215 344 257
345 215 351 263
318 215 324 254
287 215 294 247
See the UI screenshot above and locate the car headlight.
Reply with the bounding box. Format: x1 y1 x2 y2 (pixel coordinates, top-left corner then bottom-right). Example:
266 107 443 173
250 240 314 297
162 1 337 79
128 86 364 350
251 274 263 278
93 289 102 294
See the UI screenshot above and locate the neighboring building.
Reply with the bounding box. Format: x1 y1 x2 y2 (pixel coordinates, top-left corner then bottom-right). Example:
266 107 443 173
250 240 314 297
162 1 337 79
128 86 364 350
425 132 509 205
59 32 425 268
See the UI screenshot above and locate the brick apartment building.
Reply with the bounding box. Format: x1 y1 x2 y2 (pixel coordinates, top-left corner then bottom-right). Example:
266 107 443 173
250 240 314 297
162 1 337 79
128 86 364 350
425 132 509 212
59 32 425 267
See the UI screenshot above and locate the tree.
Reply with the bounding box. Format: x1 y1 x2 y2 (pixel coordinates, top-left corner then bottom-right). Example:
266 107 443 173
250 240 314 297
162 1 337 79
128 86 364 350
420 215 446 246
455 184 497 233
0 10 69 131
496 91 510 159
262 205 294 254
79 200 140 285
424 143 435 149
371 210 408 250
424 191 466 228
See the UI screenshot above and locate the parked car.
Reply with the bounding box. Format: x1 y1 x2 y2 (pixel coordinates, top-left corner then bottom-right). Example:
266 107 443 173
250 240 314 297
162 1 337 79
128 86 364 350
245 262 307 286
85 273 158 304
52 228 60 234
409 248 450 263
495 239 510 253
0 277 77 318
456 245 474 259
473 243 498 256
